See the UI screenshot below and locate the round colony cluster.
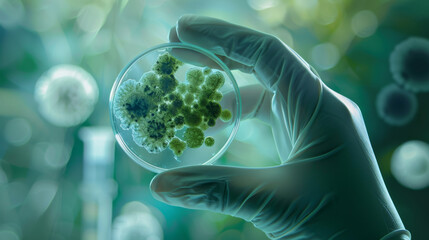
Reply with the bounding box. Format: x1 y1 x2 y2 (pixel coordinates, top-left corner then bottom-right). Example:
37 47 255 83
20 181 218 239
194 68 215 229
114 53 232 156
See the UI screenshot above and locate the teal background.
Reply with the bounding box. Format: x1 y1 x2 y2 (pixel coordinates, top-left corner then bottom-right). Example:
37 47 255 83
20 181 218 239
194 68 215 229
1 0 429 239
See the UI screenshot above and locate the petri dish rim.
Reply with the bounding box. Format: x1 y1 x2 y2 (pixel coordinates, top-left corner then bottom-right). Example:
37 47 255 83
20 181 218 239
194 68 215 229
109 42 242 173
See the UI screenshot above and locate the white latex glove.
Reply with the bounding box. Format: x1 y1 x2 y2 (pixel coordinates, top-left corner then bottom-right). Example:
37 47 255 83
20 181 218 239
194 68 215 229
150 15 411 240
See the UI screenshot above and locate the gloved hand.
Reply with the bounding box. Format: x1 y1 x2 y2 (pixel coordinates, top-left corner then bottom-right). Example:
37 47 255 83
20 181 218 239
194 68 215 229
150 15 411 240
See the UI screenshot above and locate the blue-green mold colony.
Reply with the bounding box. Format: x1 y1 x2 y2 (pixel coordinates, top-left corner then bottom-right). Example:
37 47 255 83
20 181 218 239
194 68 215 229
114 53 232 157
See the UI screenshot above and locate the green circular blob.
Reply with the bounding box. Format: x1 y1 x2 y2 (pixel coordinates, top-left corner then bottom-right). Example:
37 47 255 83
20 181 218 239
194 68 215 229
203 67 211 75
205 101 222 119
185 111 203 127
168 93 180 101
114 80 160 129
204 137 215 147
199 122 209 130
124 94 152 120
199 97 208 107
159 75 178 94
174 115 185 130
205 71 225 90
184 93 194 105
220 109 232 122
153 52 182 75
146 119 167 140
159 103 168 112
168 105 180 116
184 127 205 148
140 71 159 86
187 84 200 94
198 87 216 101
207 118 216 127
169 137 187 156
177 83 187 94
213 91 223 102
186 68 204 86
172 98 184 109
181 106 191 115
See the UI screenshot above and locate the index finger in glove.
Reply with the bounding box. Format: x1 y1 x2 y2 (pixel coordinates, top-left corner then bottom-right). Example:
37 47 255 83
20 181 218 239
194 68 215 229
168 26 247 71
172 15 320 92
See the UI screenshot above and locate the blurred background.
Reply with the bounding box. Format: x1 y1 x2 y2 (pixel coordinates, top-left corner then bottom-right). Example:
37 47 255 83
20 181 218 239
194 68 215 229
1 0 429 239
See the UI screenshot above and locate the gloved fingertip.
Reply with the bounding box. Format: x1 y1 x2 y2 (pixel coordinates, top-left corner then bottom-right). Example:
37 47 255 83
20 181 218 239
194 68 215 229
176 15 193 42
168 25 179 43
150 172 178 204
150 171 174 194
177 14 198 27
176 14 210 42
149 174 160 193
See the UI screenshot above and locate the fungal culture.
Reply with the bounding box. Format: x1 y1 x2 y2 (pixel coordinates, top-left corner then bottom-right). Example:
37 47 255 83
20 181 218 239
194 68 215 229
110 43 241 173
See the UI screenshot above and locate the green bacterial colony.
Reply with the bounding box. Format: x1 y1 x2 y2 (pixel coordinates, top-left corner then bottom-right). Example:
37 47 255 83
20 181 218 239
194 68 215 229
113 52 232 157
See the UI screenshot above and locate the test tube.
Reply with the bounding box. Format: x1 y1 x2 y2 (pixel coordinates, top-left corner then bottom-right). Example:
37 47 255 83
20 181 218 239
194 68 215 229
79 127 116 240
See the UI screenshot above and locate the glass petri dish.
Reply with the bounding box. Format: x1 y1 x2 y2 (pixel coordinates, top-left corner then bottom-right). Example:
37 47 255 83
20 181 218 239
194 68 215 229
109 43 241 173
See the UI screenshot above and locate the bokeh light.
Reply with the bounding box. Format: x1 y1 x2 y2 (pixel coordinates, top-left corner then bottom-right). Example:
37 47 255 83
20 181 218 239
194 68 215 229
311 42 340 70
120 201 152 215
294 0 318 11
3 118 32 146
317 1 338 25
112 209 163 240
351 10 378 38
376 84 417 126
0 0 24 28
24 180 58 218
391 140 429 190
31 142 72 171
77 4 107 33
34 65 99 127
25 0 60 32
6 180 28 209
247 0 279 11
85 29 113 56
390 37 429 92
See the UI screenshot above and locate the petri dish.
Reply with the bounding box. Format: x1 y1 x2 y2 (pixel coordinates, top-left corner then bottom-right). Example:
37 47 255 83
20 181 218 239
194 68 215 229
109 43 241 173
